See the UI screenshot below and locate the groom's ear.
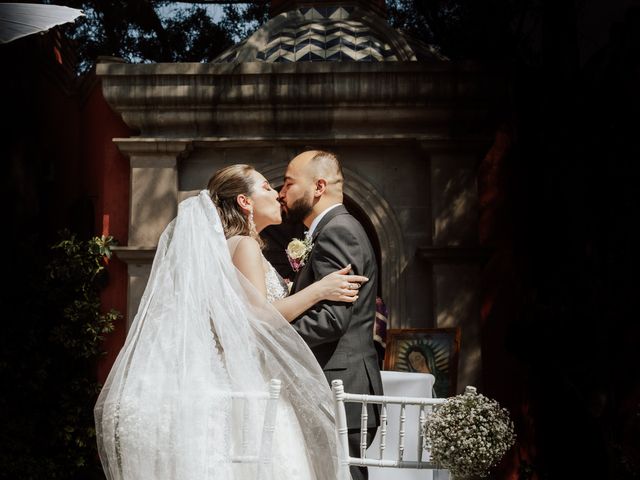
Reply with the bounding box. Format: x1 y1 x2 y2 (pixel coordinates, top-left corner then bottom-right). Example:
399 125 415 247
314 178 327 197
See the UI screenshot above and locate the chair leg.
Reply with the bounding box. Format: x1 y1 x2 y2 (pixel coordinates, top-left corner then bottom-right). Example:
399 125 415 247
332 380 352 480
256 379 281 480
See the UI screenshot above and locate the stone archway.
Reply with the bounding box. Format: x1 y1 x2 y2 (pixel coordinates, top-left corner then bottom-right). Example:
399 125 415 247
260 163 406 327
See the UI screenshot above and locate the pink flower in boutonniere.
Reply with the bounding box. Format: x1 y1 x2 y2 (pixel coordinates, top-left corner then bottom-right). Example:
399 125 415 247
285 235 313 272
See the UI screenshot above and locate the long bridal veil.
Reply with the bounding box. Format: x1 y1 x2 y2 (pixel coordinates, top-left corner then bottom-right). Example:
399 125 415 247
95 190 345 480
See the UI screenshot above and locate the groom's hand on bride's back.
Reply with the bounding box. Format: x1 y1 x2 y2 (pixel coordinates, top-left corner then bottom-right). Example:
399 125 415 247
318 264 368 303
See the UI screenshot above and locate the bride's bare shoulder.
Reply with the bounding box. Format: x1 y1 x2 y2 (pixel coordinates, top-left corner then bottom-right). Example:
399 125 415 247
227 234 257 246
228 236 267 290
228 235 262 262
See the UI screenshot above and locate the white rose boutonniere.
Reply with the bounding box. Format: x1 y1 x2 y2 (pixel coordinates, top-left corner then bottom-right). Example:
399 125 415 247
286 235 313 272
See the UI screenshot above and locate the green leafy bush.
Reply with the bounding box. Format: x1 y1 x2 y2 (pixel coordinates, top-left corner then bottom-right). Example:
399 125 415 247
0 231 120 479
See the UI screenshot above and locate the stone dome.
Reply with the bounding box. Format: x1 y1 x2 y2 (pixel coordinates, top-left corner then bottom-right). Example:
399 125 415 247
213 5 446 63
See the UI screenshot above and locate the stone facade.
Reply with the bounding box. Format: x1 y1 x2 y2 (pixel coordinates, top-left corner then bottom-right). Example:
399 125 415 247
98 5 504 391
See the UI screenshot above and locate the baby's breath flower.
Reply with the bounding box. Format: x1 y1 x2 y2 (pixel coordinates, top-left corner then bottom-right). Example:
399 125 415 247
423 387 515 479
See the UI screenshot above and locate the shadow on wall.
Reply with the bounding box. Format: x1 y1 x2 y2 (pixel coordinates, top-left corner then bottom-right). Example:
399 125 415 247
435 273 481 393
433 164 479 246
130 168 180 245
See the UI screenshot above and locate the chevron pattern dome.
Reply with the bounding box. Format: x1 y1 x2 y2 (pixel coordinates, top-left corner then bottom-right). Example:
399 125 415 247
213 5 445 63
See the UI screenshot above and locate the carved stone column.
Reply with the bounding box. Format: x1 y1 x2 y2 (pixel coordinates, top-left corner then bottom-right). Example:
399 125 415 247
111 138 192 326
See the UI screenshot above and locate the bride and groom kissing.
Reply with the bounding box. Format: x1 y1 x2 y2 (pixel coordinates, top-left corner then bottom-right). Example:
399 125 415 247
95 150 383 480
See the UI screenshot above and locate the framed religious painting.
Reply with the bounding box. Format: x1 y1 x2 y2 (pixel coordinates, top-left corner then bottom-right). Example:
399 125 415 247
383 328 461 398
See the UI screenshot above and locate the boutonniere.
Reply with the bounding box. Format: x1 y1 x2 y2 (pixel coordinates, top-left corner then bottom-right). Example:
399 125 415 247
285 235 314 272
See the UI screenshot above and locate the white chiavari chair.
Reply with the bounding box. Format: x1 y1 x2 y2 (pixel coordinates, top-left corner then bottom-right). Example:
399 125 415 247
230 378 281 480
331 379 448 478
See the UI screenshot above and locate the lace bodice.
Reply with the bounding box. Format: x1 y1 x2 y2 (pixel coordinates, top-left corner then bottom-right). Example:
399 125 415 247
264 260 289 303
226 236 288 303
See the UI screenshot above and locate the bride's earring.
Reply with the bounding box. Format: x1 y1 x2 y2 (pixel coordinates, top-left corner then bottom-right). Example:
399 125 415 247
248 208 258 237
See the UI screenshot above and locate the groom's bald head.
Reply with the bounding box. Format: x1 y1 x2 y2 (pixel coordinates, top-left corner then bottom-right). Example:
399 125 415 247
290 150 344 193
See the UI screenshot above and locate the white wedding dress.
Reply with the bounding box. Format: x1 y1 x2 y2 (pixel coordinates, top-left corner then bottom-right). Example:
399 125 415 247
227 236 316 480
94 191 347 480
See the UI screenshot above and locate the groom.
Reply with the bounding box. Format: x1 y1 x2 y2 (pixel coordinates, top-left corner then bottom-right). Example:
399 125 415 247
279 150 383 480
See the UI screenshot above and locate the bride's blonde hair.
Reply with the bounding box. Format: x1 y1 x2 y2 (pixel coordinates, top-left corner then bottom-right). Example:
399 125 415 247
207 164 264 248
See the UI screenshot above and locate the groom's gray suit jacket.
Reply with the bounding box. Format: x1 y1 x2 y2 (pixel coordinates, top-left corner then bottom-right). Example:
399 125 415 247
291 205 383 429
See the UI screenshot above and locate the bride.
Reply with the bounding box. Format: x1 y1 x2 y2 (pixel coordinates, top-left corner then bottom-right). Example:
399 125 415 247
94 164 365 480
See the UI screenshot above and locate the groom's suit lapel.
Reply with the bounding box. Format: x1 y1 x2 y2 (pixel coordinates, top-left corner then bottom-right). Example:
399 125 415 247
311 204 348 243
293 205 349 291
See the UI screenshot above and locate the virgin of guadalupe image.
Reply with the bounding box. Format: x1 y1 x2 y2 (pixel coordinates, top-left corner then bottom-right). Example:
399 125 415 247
397 342 451 398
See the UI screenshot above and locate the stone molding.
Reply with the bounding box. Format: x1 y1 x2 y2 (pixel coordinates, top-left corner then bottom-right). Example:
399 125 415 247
110 246 156 265
97 60 503 137
113 138 193 158
112 134 488 151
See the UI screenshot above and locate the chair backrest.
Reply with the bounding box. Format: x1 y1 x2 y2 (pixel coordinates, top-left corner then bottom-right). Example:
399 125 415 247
331 379 447 473
230 378 281 480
